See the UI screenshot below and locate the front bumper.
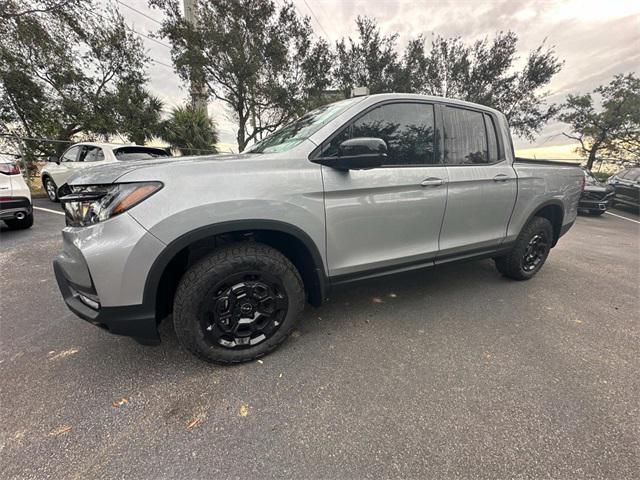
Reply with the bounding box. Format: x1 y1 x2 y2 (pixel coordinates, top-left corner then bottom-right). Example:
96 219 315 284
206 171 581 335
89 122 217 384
53 256 159 341
578 198 611 211
0 197 32 220
52 212 166 341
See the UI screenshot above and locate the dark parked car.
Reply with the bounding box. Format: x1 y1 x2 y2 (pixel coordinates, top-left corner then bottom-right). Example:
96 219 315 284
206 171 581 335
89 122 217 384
578 168 615 215
607 167 640 209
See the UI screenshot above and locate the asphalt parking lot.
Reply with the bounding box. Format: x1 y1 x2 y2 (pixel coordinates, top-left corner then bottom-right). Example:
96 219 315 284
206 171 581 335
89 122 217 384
1 198 639 479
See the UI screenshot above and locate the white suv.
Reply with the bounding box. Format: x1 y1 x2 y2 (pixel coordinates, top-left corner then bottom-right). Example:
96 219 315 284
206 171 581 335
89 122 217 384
42 142 170 201
0 154 33 229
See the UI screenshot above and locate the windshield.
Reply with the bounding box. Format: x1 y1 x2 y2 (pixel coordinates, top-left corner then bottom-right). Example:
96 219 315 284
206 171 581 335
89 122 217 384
114 147 170 161
583 170 599 185
247 97 362 154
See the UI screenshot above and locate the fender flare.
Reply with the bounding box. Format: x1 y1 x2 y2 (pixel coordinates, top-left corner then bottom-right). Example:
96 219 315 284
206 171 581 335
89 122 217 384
523 199 565 245
142 219 328 318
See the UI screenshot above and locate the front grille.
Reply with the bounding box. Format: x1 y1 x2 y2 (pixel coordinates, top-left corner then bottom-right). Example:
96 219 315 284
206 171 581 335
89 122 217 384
0 197 30 210
583 191 613 201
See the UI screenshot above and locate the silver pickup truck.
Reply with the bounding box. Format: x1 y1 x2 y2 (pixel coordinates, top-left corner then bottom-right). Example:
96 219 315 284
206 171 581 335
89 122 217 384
53 94 583 364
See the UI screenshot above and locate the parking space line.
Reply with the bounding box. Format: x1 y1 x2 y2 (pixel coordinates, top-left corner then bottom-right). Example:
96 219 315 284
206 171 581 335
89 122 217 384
605 211 640 224
33 206 65 216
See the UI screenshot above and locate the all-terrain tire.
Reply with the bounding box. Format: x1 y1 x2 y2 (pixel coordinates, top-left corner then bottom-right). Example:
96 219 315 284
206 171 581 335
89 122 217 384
173 242 305 364
494 216 553 281
4 212 34 230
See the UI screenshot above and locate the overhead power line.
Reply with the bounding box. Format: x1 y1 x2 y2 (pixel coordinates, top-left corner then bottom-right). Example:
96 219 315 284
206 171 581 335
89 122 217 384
114 0 163 26
301 0 329 38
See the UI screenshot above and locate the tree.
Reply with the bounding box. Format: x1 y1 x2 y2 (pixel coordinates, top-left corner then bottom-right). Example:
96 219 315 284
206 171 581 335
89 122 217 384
559 73 640 169
333 16 402 95
151 0 333 152
400 31 563 140
0 0 162 164
160 105 218 155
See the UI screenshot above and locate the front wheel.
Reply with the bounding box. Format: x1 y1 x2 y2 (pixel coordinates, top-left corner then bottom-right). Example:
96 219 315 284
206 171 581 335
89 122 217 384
173 243 305 364
494 217 553 280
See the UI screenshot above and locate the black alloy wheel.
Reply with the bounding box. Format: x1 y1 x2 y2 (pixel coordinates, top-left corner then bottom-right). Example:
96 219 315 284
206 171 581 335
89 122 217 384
522 232 548 272
202 272 288 349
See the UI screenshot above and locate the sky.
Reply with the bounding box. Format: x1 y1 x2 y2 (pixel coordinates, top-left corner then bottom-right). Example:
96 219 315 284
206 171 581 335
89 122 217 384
116 0 640 157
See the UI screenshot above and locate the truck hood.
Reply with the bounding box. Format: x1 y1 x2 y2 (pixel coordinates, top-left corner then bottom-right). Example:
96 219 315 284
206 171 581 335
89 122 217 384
66 153 250 185
584 184 614 193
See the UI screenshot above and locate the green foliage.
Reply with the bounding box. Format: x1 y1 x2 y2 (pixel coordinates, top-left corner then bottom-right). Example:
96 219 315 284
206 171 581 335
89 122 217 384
333 23 562 141
151 0 333 152
333 17 403 95
559 73 640 169
0 0 162 163
160 105 218 155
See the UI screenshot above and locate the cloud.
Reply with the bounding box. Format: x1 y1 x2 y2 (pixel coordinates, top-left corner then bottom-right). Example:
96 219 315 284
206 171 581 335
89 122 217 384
120 0 639 154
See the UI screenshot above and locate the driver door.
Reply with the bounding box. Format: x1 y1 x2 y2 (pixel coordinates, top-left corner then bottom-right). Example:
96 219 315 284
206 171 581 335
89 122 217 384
318 101 448 279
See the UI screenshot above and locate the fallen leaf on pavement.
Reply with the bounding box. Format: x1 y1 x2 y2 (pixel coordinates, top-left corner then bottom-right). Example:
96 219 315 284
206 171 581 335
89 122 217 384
372 297 383 303
50 425 72 436
112 397 129 408
187 416 203 429
48 349 79 361
239 404 249 417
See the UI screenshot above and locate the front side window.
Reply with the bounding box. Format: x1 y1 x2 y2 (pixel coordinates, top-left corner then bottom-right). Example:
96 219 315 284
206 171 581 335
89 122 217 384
444 107 489 165
322 102 437 166
61 146 80 162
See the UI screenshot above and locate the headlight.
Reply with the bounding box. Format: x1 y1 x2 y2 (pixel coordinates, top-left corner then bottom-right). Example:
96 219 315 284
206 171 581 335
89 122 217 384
60 182 163 227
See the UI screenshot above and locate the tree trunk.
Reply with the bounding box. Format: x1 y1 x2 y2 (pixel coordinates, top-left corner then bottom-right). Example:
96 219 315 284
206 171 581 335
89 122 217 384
586 149 597 170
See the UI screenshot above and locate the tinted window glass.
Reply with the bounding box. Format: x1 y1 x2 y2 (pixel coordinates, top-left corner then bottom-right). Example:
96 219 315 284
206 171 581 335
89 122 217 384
61 146 80 162
484 114 499 162
444 107 489 165
113 147 170 161
323 102 437 166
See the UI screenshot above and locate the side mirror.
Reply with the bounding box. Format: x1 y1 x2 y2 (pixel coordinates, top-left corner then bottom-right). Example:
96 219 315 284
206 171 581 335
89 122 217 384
314 137 387 170
47 155 60 164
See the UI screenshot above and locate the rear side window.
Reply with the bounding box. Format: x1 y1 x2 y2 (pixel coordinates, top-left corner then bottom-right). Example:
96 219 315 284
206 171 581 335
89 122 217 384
80 146 104 162
113 147 169 161
484 114 499 162
322 102 437 166
444 107 490 165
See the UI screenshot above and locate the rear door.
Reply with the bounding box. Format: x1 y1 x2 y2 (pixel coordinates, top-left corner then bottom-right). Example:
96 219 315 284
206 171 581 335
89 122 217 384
437 105 517 261
319 101 449 278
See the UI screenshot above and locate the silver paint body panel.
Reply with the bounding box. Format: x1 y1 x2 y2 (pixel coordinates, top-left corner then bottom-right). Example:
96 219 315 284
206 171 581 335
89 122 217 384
55 93 582 308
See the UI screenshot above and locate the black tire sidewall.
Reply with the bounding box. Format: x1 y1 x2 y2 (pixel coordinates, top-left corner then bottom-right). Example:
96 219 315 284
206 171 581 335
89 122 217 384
173 244 305 364
513 217 553 279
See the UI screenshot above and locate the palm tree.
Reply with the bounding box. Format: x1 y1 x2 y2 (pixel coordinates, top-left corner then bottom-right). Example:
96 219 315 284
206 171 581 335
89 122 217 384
161 105 218 155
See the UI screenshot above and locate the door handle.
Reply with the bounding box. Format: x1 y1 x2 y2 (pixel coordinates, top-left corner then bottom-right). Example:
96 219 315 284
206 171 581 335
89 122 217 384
493 174 510 182
420 177 444 187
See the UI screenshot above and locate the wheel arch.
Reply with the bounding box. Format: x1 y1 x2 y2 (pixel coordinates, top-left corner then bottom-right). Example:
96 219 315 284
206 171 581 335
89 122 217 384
144 220 328 323
529 200 564 246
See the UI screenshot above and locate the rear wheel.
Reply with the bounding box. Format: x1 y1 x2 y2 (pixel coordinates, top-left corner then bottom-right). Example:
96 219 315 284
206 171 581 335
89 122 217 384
494 216 553 280
4 212 34 230
173 242 305 364
44 177 58 202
